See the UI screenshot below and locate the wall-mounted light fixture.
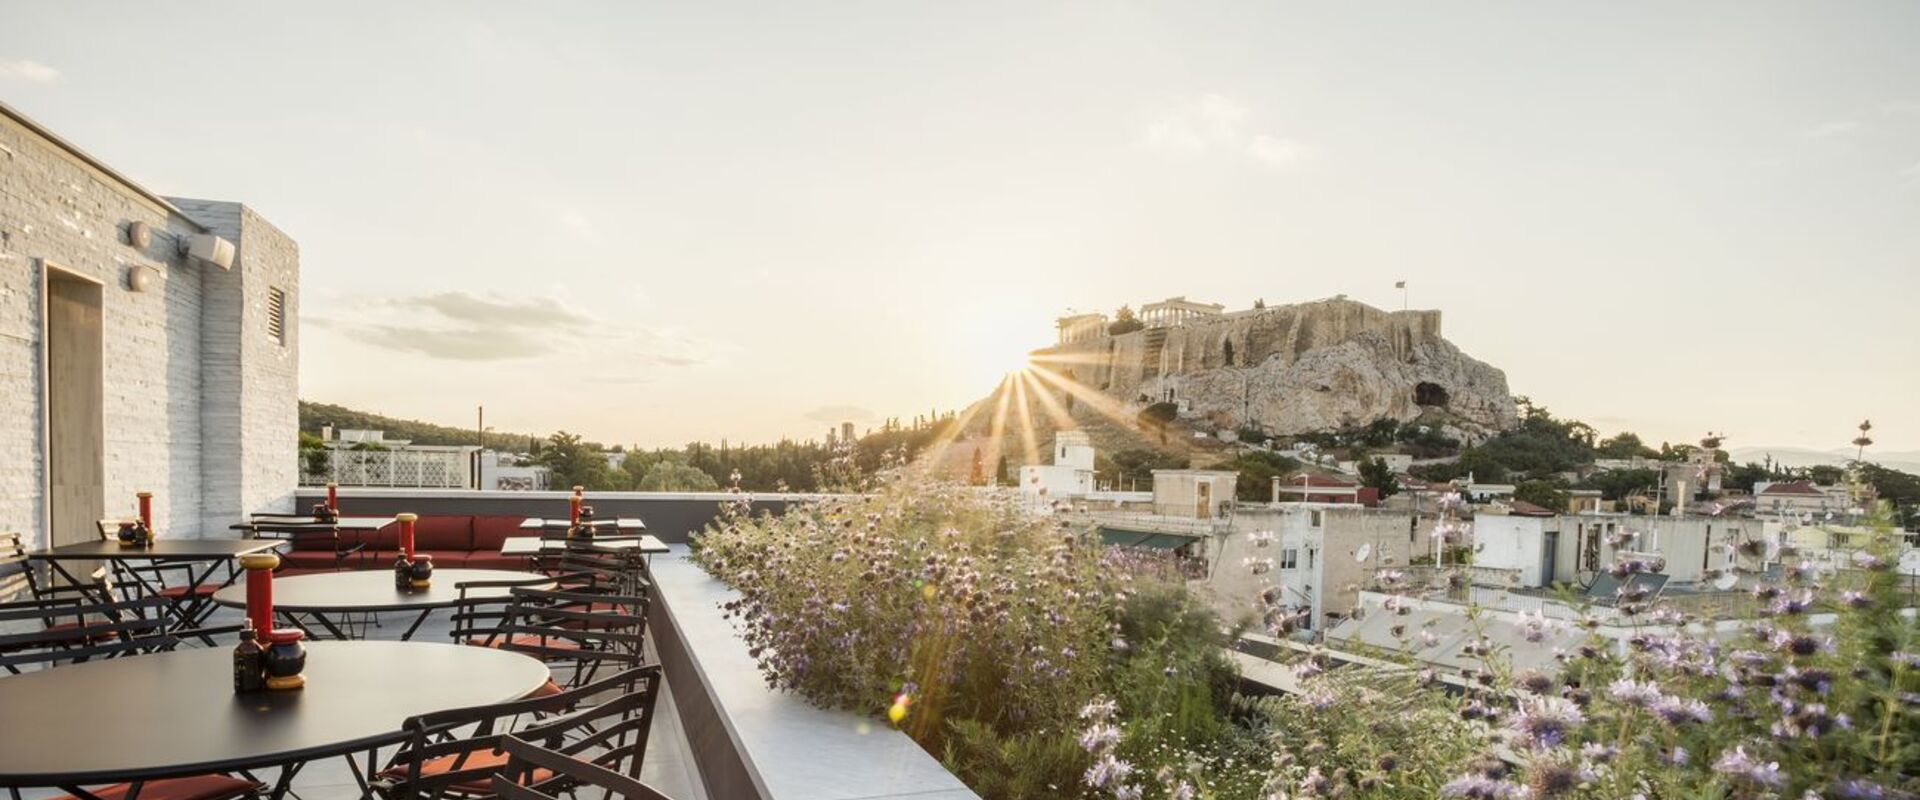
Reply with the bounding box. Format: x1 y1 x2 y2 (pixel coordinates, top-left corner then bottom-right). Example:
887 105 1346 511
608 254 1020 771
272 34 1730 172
125 264 161 293
126 220 150 250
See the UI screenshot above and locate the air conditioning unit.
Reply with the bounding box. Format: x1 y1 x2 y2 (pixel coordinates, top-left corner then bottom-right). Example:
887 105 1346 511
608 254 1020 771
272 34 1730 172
187 233 235 270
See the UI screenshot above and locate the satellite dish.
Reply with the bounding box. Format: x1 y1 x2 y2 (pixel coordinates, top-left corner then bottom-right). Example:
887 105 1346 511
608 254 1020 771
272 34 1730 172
1713 572 1739 591
1355 543 1373 563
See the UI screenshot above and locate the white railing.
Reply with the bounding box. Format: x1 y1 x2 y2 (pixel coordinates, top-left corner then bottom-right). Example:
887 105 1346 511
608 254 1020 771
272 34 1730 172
301 449 473 489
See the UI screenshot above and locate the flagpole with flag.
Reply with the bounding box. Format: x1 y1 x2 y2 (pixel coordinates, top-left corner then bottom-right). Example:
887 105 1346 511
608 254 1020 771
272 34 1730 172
1395 280 1407 311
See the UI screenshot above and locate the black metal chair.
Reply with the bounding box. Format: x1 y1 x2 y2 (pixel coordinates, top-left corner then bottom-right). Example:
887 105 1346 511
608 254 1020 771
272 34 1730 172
0 532 109 604
0 594 176 674
492 735 676 800
454 587 648 693
372 665 662 800
230 518 366 571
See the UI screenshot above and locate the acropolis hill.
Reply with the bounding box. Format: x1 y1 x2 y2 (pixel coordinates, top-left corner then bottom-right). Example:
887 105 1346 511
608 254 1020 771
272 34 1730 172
1038 295 1519 444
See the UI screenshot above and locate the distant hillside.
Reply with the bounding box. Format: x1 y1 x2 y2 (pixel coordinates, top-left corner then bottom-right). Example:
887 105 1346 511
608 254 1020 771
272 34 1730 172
299 401 569 450
1728 446 1920 476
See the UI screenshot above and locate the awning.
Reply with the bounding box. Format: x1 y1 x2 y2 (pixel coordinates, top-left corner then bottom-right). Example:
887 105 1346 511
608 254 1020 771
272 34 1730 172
1099 528 1202 550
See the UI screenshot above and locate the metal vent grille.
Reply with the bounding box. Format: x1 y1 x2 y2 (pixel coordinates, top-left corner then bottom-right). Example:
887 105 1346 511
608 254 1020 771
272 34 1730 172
267 287 287 345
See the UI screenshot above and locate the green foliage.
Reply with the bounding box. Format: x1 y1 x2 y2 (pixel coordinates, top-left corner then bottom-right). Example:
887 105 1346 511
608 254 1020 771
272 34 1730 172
298 431 329 476
1108 305 1145 336
941 721 1087 800
636 460 720 492
693 480 1251 800
299 400 554 449
538 431 623 491
1594 431 1659 459
1859 463 1920 527
1224 451 1298 501
1098 448 1190 487
1358 456 1401 499
1513 478 1571 510
1579 468 1658 501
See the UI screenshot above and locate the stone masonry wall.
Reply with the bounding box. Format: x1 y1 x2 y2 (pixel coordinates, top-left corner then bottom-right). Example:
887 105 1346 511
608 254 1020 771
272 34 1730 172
170 198 299 533
0 111 208 547
0 106 299 550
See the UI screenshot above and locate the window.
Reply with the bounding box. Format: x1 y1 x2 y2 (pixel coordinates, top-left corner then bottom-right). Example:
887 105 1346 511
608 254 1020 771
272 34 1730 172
1280 548 1299 570
266 287 287 346
1309 510 1324 528
1307 549 1316 570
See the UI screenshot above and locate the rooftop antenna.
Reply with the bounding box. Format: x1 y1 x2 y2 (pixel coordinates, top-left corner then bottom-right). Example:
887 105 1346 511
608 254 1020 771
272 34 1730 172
1395 280 1408 311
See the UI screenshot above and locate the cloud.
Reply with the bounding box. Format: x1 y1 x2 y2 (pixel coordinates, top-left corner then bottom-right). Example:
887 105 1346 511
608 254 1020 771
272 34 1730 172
1803 120 1864 138
1247 134 1306 168
0 58 60 83
405 292 594 328
342 325 555 361
1140 93 1306 169
804 405 877 424
316 291 723 366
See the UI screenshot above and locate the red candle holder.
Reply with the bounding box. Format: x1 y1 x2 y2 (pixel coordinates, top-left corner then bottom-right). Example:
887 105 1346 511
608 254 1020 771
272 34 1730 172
239 553 305 690
569 486 584 525
326 482 339 512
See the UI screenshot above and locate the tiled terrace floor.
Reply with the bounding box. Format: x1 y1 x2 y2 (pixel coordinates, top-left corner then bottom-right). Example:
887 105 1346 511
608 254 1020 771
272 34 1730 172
11 604 707 800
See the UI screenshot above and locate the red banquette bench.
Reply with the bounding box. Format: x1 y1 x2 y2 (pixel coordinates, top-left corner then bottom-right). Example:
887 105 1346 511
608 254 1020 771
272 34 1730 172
276 515 532 574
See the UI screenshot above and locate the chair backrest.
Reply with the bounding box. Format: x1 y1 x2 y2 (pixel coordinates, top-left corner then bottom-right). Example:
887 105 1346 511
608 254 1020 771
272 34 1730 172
0 532 30 601
506 587 648 666
382 666 660 800
492 729 676 800
0 594 176 674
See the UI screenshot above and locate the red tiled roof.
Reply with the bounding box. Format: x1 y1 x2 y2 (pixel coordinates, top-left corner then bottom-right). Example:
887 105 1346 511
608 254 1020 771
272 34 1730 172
1508 500 1557 517
1759 481 1822 496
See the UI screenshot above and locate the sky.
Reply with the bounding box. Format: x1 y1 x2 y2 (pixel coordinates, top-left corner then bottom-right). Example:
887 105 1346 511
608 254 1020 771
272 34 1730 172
3 2 1917 452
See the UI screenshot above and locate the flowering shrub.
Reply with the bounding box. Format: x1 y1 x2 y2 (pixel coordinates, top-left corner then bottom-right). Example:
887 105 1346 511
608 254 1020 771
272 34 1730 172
698 477 1917 799
693 478 1246 797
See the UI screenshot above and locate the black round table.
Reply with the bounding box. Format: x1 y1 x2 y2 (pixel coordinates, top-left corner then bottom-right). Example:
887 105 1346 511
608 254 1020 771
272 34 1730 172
212 569 554 641
0 641 549 792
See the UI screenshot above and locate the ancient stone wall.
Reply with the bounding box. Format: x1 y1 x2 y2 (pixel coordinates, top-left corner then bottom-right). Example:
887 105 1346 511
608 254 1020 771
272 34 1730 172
1034 297 1516 440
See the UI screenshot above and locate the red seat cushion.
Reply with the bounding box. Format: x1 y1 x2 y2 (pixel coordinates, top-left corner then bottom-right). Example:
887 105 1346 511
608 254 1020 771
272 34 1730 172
413 517 475 551
470 516 528 553
51 776 262 800
416 550 471 569
379 747 555 795
466 634 582 652
158 584 218 599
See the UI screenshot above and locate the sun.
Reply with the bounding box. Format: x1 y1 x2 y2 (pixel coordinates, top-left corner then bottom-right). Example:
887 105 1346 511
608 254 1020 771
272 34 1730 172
953 310 1047 388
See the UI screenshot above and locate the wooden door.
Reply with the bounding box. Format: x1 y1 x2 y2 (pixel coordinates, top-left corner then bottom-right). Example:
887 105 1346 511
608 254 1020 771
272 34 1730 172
45 267 104 551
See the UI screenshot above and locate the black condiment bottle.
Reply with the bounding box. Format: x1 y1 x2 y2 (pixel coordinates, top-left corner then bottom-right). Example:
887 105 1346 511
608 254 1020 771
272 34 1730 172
234 619 266 693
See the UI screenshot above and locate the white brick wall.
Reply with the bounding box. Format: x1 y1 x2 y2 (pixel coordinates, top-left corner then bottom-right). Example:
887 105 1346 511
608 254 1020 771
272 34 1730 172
0 108 297 548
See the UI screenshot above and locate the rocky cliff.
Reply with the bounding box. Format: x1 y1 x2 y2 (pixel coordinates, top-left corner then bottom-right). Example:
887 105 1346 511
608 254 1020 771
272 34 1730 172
1033 297 1518 443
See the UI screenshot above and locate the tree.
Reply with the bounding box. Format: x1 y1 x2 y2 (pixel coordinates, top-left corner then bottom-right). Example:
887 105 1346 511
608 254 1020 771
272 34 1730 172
1225 451 1298 502
1514 480 1572 511
298 431 330 478
539 430 620 491
638 460 720 492
1108 306 1145 336
1595 431 1658 459
1098 449 1190 489
1358 457 1400 499
1581 468 1658 501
